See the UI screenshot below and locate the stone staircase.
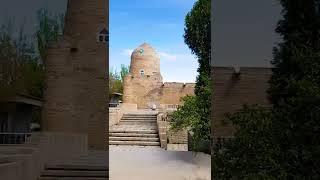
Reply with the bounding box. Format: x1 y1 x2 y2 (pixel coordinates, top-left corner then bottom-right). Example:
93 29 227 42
38 165 108 180
38 151 109 180
109 113 160 146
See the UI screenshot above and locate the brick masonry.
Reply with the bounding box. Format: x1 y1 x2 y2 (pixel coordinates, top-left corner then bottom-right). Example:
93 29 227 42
123 43 195 109
211 66 272 137
42 0 108 150
167 126 188 144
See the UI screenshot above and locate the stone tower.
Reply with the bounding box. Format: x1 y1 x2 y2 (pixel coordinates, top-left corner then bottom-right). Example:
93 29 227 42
123 43 163 108
129 43 161 77
42 0 108 150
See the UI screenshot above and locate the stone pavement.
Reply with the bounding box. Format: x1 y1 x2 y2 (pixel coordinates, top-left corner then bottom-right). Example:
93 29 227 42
109 145 211 180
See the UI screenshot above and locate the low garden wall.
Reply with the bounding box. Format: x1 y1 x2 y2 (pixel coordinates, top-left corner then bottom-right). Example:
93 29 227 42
109 107 123 126
0 132 88 180
157 113 188 150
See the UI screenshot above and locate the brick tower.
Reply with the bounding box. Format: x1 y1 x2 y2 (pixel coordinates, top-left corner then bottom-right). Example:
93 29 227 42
42 0 108 150
123 43 163 108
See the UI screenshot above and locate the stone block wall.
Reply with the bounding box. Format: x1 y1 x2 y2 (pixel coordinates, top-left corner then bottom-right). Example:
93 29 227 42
159 83 195 105
109 107 123 126
157 113 168 149
167 127 188 144
157 113 189 149
212 67 272 138
123 78 196 109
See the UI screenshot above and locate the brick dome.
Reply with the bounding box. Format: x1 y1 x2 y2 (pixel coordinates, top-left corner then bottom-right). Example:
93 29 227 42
129 43 160 77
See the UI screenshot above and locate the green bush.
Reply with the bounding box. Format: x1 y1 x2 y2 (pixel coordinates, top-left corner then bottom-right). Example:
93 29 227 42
169 95 211 153
212 105 283 179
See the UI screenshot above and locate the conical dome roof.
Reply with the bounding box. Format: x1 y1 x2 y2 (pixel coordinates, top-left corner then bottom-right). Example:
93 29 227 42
129 43 160 76
131 43 159 59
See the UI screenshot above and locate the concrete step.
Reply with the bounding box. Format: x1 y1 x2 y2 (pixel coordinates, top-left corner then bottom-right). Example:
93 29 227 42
123 114 157 115
121 118 157 121
109 129 157 134
122 115 157 117
109 137 159 142
121 118 157 120
38 177 107 180
109 133 158 137
120 120 157 123
40 170 108 177
109 141 160 146
122 117 157 120
123 114 157 118
45 164 108 171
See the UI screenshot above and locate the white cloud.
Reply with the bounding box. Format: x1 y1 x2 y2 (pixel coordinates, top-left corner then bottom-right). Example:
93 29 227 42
120 48 197 63
122 49 133 57
159 51 197 62
158 52 178 61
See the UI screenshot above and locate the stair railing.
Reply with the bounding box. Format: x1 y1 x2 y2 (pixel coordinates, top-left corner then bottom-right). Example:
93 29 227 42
0 133 32 144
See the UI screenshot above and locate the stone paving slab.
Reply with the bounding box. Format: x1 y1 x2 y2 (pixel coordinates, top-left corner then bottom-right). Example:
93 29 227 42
109 145 211 180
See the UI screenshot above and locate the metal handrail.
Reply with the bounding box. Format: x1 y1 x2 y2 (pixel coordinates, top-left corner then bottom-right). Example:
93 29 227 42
0 133 32 144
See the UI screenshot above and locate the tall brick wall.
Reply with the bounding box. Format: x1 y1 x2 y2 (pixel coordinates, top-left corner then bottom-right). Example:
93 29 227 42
160 83 195 105
211 67 272 137
123 77 195 108
42 0 108 150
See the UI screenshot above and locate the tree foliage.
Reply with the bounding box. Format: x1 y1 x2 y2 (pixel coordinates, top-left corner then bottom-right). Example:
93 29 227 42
36 8 64 63
0 22 42 99
268 0 320 178
109 65 129 100
170 0 211 153
0 9 65 128
212 105 283 179
0 9 64 100
212 0 320 179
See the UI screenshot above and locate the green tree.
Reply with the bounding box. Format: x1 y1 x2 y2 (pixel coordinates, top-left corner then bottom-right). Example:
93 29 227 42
170 0 211 152
212 0 320 178
36 8 64 63
170 96 200 131
120 64 129 82
268 0 320 178
0 9 64 128
0 21 39 99
212 105 282 179
109 65 129 100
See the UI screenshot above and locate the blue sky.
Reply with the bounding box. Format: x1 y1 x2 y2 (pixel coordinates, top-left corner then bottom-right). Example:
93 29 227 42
0 0 198 82
110 0 198 83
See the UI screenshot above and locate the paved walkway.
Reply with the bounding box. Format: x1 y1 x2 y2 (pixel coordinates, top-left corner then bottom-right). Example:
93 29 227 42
109 145 211 180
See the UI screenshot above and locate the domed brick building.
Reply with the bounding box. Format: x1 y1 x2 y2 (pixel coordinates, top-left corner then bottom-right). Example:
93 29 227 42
123 43 195 109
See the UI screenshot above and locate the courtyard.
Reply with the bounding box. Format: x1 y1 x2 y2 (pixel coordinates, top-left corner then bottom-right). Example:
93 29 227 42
109 145 210 180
